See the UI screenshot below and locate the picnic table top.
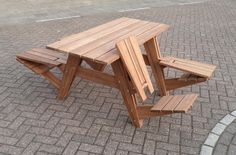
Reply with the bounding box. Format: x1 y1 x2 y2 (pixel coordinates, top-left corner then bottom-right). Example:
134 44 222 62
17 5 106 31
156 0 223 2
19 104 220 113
47 17 170 65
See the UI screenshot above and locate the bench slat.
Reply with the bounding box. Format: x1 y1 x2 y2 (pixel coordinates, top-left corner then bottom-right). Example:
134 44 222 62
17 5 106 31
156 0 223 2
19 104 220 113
27 51 58 61
47 17 130 49
17 52 61 66
160 60 215 78
151 94 198 112
162 95 185 111
174 94 198 112
32 48 67 60
60 19 140 52
116 36 154 101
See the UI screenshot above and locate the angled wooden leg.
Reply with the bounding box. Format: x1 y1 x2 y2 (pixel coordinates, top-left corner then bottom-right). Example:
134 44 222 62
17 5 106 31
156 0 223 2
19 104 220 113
144 37 168 96
111 59 143 127
58 53 81 100
41 71 61 89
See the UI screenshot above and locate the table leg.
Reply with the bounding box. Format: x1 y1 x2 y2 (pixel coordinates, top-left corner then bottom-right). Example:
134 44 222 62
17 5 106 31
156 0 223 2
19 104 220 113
111 59 143 127
144 37 168 96
58 53 81 100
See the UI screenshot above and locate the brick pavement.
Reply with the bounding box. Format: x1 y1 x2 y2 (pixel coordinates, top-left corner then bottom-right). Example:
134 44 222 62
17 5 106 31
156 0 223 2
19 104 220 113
0 0 236 154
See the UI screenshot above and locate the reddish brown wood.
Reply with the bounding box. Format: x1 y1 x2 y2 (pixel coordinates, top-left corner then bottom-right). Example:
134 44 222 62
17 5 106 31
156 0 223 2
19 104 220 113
58 53 82 99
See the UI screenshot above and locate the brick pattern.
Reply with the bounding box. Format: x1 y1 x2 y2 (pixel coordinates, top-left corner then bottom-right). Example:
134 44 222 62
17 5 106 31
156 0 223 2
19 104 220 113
0 0 236 154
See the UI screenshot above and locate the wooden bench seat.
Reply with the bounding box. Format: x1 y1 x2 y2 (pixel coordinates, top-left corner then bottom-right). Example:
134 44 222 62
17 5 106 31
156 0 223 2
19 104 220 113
151 94 198 112
116 36 198 123
16 48 108 89
160 56 216 79
17 48 68 67
142 37 217 96
16 48 68 89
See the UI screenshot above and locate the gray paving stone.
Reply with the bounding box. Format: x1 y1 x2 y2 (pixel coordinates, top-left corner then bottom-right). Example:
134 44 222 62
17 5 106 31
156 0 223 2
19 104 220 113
39 144 64 154
211 123 226 135
118 143 142 153
220 114 235 125
79 143 104 154
34 135 58 144
143 139 155 155
62 141 80 155
200 145 213 155
204 133 219 147
16 133 36 147
21 142 41 155
0 135 18 145
0 145 23 155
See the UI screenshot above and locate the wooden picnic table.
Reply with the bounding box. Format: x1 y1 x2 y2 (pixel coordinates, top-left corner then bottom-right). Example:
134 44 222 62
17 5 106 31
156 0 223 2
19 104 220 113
46 17 170 127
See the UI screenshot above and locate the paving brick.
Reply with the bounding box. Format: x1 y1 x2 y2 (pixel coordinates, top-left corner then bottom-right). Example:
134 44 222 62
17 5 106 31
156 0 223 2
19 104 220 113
44 116 60 129
94 131 110 146
16 133 35 147
79 143 104 154
0 120 10 127
39 144 63 154
143 139 155 155
0 135 18 145
34 135 58 144
62 141 80 155
8 116 25 129
29 127 51 136
66 126 88 135
132 131 146 145
21 142 41 155
0 145 23 155
110 133 132 143
72 134 96 144
50 124 66 137
118 143 142 153
56 132 73 147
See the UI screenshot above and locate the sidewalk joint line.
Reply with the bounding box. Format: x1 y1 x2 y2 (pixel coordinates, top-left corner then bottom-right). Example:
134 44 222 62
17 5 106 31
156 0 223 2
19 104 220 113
118 7 150 12
36 15 81 23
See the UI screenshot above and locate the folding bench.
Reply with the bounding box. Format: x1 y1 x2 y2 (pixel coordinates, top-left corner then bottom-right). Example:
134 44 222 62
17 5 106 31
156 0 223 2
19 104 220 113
116 36 198 126
16 48 107 90
16 48 68 89
142 37 217 96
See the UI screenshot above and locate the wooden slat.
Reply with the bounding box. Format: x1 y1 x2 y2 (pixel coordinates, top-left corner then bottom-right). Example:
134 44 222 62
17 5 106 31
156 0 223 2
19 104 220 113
17 52 61 66
161 57 216 77
47 17 130 49
174 94 198 112
129 36 154 93
27 51 58 61
174 60 215 73
16 58 40 69
137 24 170 44
59 19 141 52
76 66 118 89
144 38 168 96
162 95 185 111
75 21 154 58
83 22 159 62
151 94 197 112
173 57 216 70
32 48 67 60
151 96 174 111
116 39 147 101
160 60 213 78
95 23 169 65
125 38 146 85
16 58 51 74
116 36 154 101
